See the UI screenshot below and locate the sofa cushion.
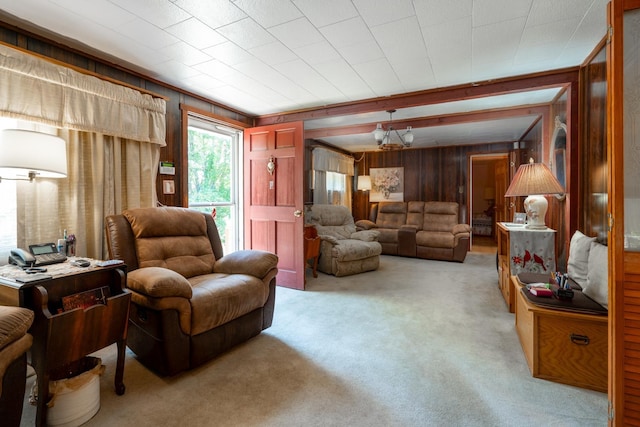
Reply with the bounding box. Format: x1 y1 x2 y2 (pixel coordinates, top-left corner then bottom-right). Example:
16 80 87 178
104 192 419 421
376 228 399 244
124 207 216 278
416 231 455 249
188 273 270 335
406 201 424 229
422 202 459 232
330 239 382 262
376 202 407 229
583 241 608 309
567 230 596 288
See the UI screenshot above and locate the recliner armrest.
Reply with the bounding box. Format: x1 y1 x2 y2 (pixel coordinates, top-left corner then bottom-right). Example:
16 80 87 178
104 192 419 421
350 230 379 242
214 250 278 279
127 267 193 299
355 219 377 230
453 224 471 234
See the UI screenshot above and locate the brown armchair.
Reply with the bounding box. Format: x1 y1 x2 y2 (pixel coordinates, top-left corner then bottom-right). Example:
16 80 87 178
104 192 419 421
105 207 278 376
0 306 34 427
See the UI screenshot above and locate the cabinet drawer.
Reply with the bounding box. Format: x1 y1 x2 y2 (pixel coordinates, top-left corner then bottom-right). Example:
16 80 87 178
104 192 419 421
536 315 607 392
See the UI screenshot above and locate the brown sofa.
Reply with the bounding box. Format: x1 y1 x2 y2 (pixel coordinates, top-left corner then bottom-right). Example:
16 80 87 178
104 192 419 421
356 201 470 262
105 207 278 376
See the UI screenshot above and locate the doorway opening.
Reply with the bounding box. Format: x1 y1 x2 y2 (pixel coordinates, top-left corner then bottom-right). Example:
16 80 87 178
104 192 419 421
469 153 509 253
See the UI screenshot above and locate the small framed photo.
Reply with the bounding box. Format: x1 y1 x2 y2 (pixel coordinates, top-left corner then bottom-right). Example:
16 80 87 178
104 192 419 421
513 212 526 224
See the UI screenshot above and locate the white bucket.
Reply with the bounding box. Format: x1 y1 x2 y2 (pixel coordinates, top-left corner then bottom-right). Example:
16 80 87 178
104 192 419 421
46 357 104 427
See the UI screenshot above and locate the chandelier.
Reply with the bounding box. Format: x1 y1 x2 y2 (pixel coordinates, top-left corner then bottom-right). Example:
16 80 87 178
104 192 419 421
372 109 414 150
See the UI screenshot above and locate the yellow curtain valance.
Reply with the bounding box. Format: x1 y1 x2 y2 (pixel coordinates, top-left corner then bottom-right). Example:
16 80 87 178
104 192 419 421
0 44 166 145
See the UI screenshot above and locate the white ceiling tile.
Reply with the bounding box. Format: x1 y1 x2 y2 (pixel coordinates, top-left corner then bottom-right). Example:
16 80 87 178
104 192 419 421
165 18 227 50
217 18 275 50
423 17 473 85
173 0 246 28
352 0 415 28
116 18 179 49
193 59 237 79
203 42 254 65
160 41 212 66
313 60 375 99
273 60 344 101
414 0 472 28
320 17 374 49
232 0 303 28
269 18 325 49
520 17 583 50
292 0 359 27
249 42 297 65
528 0 593 25
51 0 137 26
108 0 191 28
472 18 526 70
337 40 384 65
151 59 200 79
372 17 428 65
293 41 342 65
353 58 404 96
181 73 226 91
472 0 532 27
393 56 436 92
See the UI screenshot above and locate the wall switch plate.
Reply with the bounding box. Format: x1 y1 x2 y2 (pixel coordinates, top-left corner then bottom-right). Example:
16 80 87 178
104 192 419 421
163 180 175 194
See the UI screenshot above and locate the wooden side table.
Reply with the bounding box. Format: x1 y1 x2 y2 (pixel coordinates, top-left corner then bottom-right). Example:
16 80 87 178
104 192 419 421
0 261 130 426
304 225 320 281
514 285 607 392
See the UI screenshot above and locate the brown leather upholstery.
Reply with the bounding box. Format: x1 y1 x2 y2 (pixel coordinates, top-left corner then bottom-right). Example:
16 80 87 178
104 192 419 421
105 206 278 376
0 306 33 427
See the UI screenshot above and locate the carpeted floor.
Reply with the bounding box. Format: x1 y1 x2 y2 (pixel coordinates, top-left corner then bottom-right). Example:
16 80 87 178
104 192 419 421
20 253 607 426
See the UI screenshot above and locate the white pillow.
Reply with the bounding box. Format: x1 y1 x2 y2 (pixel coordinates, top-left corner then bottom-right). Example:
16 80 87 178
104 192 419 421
583 241 608 309
567 230 596 288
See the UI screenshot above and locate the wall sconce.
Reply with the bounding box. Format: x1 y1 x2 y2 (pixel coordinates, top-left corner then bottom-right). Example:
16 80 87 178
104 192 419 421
504 158 564 229
0 129 67 182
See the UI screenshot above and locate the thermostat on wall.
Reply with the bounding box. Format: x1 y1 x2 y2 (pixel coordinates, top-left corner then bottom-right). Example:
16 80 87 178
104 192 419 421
159 161 175 175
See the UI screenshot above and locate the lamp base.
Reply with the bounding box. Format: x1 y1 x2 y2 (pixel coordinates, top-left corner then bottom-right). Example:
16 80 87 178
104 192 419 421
523 195 549 230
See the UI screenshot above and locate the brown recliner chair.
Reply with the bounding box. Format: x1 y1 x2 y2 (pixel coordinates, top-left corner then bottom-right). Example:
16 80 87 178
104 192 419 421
105 206 278 376
0 306 34 427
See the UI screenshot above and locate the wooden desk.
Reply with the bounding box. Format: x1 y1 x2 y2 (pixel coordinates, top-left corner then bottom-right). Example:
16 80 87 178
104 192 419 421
514 284 607 392
0 261 130 426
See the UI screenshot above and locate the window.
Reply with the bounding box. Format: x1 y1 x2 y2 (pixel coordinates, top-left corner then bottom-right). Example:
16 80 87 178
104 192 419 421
187 116 242 254
0 118 19 261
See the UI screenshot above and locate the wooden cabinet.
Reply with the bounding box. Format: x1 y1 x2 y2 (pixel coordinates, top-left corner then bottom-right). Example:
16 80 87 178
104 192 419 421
497 222 512 311
514 286 607 392
0 263 130 426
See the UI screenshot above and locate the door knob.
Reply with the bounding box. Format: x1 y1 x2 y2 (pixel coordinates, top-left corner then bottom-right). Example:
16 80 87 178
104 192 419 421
294 210 302 217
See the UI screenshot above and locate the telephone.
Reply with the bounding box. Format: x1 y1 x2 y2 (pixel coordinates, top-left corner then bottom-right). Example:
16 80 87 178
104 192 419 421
9 243 67 267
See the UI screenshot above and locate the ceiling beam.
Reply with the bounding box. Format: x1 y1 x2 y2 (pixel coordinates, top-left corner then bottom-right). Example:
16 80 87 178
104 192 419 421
255 68 578 126
304 105 549 139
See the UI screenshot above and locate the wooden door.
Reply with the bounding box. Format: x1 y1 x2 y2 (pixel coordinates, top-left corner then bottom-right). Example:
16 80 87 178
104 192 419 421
495 157 509 224
608 0 640 424
244 122 305 290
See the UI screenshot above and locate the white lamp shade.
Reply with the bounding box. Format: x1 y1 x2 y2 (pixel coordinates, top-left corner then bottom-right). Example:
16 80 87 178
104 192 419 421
0 129 67 179
357 175 371 191
373 124 385 142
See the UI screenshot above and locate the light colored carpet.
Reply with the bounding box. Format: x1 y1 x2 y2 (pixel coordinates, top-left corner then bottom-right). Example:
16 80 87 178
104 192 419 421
20 253 607 426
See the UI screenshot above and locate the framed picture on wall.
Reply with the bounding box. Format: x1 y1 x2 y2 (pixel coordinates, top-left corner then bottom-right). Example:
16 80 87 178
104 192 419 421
370 167 404 202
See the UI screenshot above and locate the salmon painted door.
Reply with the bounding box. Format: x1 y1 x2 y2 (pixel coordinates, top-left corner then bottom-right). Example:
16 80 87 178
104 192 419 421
243 122 305 290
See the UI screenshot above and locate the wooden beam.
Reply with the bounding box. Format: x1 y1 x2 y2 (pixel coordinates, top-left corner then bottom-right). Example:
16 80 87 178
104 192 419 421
304 105 549 139
255 69 578 126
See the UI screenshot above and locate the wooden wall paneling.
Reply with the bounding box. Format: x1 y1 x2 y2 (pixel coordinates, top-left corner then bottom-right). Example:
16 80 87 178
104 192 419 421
401 149 422 202
580 46 608 243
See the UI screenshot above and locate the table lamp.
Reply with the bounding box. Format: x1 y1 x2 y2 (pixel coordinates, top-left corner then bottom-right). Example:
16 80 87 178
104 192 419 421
0 129 67 182
504 158 564 229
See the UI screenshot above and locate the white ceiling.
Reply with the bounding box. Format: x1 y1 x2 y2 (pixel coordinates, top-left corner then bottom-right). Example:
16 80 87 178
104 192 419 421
0 0 608 151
